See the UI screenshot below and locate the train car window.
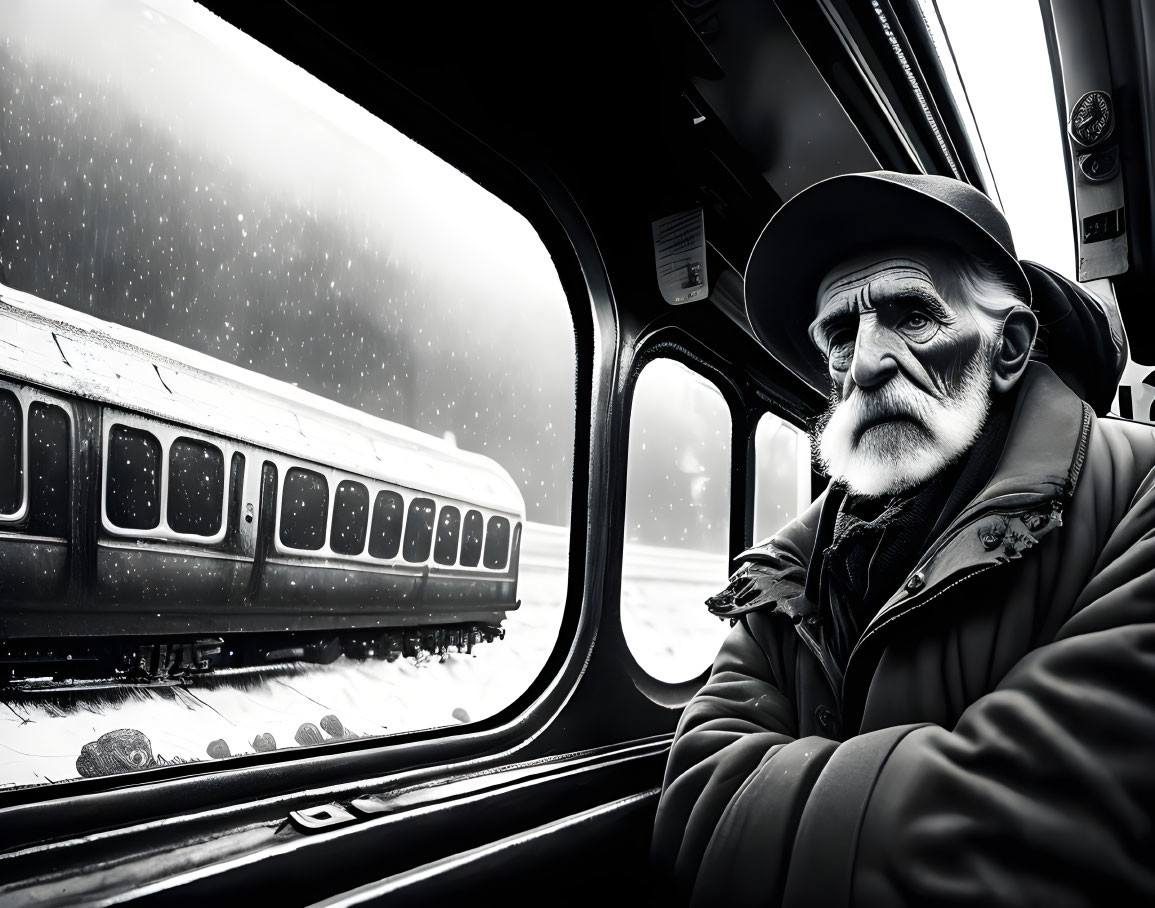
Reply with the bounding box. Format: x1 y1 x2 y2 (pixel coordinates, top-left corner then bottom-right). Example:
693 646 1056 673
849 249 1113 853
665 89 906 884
403 498 436 563
752 413 811 544
280 467 330 551
368 490 405 559
27 402 70 538
434 506 461 566
483 516 511 570
460 509 485 567
620 358 732 682
0 0 574 789
167 438 225 536
331 480 370 556
0 390 21 516
106 425 162 531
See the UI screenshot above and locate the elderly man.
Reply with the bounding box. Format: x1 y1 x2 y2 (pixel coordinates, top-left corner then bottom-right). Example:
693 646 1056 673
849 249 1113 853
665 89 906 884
651 171 1154 905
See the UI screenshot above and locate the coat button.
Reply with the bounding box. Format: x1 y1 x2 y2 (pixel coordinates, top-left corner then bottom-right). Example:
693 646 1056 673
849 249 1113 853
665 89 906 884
1024 512 1049 532
805 616 821 629
814 705 834 730
905 572 925 592
977 516 1008 550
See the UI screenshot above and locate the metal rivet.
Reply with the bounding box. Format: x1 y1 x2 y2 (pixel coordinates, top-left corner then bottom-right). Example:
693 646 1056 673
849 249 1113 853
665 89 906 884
905 572 925 592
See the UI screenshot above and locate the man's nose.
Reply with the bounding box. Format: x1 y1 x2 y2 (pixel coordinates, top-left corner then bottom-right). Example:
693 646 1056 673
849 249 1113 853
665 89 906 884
849 319 900 389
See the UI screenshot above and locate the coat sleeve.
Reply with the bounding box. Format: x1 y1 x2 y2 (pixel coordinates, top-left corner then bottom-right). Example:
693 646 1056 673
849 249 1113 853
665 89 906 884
783 467 1155 906
655 457 1155 906
650 615 839 906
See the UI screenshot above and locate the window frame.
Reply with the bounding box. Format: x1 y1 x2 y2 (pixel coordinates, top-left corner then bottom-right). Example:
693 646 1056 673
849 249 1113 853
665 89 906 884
0 16 600 827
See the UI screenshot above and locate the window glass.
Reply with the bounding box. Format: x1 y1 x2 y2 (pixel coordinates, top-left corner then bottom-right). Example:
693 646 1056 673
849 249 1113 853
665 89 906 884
0 390 22 515
106 425 162 530
403 498 436 562
0 0 574 787
28 402 70 537
434 506 461 565
368 490 404 559
460 509 484 567
753 413 811 543
620 359 732 682
168 438 225 536
331 480 370 556
280 467 329 551
483 516 511 570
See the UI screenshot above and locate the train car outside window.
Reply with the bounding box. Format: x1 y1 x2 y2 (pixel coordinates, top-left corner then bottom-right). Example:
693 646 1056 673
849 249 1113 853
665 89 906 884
280 467 330 551
106 425 162 531
403 498 436 563
0 0 574 789
368 490 404 559
460 509 484 567
752 413 811 544
331 480 370 556
167 437 225 536
620 359 732 682
434 506 461 565
0 390 22 516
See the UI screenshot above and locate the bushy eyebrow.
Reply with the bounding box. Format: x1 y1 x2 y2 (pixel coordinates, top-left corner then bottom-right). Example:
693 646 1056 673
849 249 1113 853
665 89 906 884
872 282 953 323
808 299 857 350
809 281 953 350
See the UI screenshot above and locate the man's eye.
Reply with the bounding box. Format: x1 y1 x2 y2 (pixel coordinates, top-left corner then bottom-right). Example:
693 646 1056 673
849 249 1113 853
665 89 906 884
898 311 937 337
826 332 854 366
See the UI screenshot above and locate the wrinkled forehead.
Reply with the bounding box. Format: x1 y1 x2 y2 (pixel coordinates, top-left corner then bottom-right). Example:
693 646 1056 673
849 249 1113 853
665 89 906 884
814 251 937 318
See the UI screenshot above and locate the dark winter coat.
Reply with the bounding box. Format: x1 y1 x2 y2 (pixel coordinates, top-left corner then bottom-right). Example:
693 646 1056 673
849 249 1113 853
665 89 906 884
652 363 1155 906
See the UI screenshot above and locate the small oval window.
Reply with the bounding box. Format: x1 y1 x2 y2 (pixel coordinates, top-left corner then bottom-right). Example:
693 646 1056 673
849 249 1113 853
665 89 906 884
403 497 436 562
369 490 404 559
434 506 461 565
483 516 510 569
107 424 162 530
280 467 329 550
167 437 225 536
460 509 484 567
331 480 369 556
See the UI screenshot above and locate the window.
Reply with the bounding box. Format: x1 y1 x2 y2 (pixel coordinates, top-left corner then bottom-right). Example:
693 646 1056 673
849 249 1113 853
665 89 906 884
753 412 811 543
0 390 21 516
484 516 511 570
460 509 485 567
331 480 370 556
434 506 461 565
620 359 732 682
280 467 330 551
106 425 162 531
369 490 404 559
28 402 70 538
404 498 436 563
0 0 575 790
167 438 225 536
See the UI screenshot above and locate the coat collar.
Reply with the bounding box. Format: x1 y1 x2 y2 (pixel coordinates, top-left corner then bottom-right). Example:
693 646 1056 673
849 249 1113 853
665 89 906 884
707 363 1093 623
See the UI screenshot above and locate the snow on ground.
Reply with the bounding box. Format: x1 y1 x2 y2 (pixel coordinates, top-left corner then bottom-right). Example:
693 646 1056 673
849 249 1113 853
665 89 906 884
0 526 728 789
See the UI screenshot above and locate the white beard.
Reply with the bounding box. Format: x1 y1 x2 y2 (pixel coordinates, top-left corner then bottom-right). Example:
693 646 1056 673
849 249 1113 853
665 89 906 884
817 355 993 498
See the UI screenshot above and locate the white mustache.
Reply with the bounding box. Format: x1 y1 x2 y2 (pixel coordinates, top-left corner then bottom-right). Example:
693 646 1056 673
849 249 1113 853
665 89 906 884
818 358 993 497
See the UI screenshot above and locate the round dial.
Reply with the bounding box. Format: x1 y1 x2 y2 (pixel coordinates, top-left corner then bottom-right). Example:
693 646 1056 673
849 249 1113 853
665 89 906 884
1068 90 1114 147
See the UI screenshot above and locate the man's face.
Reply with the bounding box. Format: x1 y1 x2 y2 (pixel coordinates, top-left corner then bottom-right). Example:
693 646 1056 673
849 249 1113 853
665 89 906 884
809 252 997 497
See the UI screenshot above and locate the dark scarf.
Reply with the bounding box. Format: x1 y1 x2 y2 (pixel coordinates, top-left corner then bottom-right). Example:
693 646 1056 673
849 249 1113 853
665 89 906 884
814 393 1014 673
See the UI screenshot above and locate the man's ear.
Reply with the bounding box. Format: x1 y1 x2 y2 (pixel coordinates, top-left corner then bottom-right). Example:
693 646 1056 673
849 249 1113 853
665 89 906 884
990 307 1038 394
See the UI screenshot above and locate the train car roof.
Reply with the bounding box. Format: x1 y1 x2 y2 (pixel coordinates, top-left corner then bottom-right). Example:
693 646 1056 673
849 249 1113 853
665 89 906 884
0 283 525 515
